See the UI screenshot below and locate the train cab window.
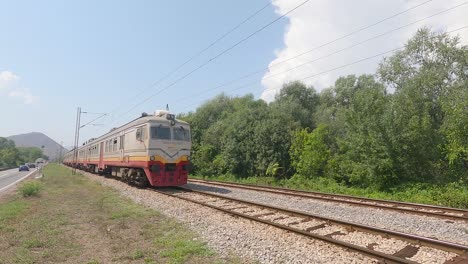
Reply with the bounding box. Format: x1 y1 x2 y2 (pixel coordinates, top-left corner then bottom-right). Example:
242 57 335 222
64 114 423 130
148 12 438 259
151 126 171 140
173 126 190 141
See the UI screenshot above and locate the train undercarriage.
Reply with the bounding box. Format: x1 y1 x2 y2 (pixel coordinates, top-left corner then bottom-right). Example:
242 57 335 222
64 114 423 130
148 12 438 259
66 161 189 187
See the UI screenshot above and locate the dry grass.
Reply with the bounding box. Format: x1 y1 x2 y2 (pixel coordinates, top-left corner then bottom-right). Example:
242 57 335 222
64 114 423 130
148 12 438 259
0 164 238 264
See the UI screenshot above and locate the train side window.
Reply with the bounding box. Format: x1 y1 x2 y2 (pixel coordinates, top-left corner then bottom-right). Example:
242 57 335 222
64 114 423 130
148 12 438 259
113 138 117 152
136 127 143 141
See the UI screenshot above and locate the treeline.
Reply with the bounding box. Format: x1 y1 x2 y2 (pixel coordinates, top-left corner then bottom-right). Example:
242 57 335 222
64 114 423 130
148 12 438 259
180 29 467 190
0 137 48 169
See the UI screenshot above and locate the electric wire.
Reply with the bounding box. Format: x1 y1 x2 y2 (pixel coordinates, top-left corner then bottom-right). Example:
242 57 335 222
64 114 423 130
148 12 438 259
179 25 468 111
108 2 271 117
110 0 311 126
101 0 431 129
171 0 441 104
173 1 468 107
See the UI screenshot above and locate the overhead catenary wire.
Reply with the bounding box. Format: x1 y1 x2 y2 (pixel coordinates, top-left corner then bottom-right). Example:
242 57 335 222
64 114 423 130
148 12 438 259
80 113 107 129
108 2 272 117
102 0 431 129
267 0 434 68
170 0 441 105
173 1 468 107
178 48 403 111
178 25 468 112
109 0 311 126
97 0 460 133
274 25 468 90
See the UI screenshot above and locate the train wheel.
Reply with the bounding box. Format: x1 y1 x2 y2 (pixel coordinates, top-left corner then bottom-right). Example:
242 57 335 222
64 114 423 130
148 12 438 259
121 168 130 183
134 169 149 188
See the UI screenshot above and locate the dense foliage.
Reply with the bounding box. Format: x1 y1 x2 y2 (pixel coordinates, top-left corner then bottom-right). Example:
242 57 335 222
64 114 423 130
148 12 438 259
0 137 47 168
185 28 467 191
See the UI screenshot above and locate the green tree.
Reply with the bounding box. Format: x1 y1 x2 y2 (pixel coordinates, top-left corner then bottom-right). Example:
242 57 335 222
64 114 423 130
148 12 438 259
273 81 319 129
255 81 319 177
332 75 395 187
0 137 20 167
290 124 332 178
18 147 45 164
441 85 468 166
378 28 468 182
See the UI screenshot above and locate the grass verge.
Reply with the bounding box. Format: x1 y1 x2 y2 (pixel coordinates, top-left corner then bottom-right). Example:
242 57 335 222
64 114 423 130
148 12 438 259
18 181 41 197
191 174 468 209
0 163 235 264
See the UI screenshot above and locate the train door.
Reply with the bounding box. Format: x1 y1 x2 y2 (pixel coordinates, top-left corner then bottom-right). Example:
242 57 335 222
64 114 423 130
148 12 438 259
119 135 124 162
99 142 104 169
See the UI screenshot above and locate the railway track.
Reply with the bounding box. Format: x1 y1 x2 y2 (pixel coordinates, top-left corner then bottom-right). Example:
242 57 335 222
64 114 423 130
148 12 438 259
153 186 468 264
188 179 468 222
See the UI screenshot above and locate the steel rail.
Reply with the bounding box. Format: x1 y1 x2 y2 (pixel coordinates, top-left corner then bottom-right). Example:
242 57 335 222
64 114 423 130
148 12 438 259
152 187 414 264
188 178 468 222
152 186 468 263
70 167 468 263
180 187 468 255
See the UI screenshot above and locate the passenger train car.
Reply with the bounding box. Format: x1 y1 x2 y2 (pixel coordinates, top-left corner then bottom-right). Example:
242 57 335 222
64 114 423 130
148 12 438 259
63 110 191 187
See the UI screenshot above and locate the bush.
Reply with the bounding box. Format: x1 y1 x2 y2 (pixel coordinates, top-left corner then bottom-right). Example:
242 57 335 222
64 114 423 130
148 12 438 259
19 181 41 197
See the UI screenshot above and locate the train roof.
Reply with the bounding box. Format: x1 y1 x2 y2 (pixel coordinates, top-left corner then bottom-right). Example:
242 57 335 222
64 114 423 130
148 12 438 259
65 113 189 154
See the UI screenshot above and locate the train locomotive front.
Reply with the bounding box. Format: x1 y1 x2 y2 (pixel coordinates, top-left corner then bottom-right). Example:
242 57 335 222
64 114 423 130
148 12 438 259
143 112 191 186
63 110 192 187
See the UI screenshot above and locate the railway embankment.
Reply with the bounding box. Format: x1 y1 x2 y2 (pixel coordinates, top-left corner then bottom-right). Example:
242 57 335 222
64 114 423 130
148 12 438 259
184 181 468 246
0 164 235 264
77 167 468 263
80 168 379 263
190 175 468 209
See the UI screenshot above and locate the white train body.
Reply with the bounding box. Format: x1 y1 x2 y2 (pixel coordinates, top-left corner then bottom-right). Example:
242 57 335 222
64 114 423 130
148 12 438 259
63 111 191 186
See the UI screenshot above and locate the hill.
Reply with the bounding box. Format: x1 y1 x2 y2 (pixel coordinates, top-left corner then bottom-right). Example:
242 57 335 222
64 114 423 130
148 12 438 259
7 132 67 160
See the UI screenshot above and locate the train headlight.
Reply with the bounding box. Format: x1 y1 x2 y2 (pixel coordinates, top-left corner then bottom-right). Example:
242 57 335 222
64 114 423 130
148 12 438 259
150 156 155 161
150 164 160 172
187 155 191 161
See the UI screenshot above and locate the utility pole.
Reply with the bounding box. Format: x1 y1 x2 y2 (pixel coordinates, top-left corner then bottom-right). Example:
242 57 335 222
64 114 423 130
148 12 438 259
72 107 81 175
72 107 107 175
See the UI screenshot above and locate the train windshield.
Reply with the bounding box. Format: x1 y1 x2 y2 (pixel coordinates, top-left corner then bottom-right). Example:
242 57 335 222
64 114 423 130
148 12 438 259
151 126 171 140
173 126 190 141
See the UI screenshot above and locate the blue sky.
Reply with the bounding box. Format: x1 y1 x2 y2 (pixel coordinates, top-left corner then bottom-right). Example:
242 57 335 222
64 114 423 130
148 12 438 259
1 0 467 147
0 0 284 146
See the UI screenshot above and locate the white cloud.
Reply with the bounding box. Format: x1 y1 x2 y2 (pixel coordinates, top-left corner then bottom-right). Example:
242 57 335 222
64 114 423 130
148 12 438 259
261 0 468 101
8 89 38 104
0 70 39 104
0 71 19 83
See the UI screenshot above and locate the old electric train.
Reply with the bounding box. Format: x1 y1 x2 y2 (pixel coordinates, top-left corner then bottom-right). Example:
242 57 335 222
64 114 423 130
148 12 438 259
63 110 191 187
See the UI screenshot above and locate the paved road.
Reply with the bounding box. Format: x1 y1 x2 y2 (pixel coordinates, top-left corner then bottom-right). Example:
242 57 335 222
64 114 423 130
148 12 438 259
0 168 36 192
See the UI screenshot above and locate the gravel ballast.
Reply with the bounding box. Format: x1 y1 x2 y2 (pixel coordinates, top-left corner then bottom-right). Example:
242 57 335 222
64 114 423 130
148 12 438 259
82 172 377 263
185 182 468 246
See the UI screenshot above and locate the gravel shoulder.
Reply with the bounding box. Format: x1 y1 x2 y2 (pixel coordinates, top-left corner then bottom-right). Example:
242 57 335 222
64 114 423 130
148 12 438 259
184 182 468 246
83 172 378 264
